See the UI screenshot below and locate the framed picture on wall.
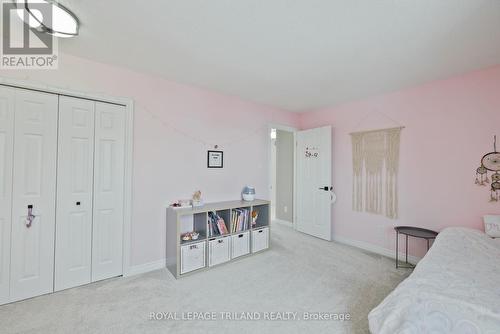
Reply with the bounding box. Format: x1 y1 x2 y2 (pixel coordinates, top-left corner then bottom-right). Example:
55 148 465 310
207 150 223 168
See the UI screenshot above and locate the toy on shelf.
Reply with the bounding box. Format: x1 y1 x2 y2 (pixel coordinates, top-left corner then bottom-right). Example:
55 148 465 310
251 210 258 227
181 231 200 241
170 199 191 208
192 190 204 207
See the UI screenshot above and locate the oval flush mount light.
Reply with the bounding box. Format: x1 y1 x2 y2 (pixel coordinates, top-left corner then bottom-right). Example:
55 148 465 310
15 0 79 38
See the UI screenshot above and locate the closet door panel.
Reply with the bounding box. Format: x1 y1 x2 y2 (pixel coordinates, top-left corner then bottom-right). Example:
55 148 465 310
0 87 15 304
10 89 58 302
55 97 95 291
92 102 125 281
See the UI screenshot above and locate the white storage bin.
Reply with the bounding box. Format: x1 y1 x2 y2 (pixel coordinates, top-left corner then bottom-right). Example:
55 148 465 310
208 236 231 267
252 227 269 253
231 231 250 259
180 241 206 274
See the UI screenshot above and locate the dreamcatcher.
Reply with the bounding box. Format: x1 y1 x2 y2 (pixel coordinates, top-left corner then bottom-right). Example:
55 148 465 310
475 135 500 201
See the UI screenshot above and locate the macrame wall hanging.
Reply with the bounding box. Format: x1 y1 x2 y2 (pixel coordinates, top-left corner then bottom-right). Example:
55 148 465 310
351 127 403 219
475 135 500 201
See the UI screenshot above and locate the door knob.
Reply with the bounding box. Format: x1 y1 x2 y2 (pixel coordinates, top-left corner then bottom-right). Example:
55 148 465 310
26 205 35 228
319 186 330 191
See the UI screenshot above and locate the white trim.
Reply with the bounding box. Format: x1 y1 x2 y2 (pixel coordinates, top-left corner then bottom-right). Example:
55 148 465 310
0 77 131 106
122 101 134 277
268 123 297 134
267 123 297 230
333 235 421 265
292 131 296 231
270 136 276 220
127 259 166 277
0 77 135 278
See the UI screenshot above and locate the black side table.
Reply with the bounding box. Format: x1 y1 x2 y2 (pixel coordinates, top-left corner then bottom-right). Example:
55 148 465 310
394 226 438 269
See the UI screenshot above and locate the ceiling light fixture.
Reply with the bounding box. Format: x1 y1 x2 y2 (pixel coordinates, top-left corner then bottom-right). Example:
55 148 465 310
15 0 79 38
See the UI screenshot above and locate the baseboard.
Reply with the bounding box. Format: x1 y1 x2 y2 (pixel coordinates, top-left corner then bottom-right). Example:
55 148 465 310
126 259 166 277
333 235 421 265
125 235 420 277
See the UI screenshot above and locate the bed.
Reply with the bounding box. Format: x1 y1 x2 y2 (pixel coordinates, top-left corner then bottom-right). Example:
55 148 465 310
368 227 500 333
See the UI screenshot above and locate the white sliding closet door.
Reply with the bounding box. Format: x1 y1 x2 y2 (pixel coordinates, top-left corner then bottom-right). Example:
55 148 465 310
92 102 125 281
10 89 58 302
0 87 15 304
55 97 95 291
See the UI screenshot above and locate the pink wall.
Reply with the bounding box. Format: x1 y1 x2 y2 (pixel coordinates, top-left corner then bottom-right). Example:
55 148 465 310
0 54 299 267
299 65 500 258
3 52 499 265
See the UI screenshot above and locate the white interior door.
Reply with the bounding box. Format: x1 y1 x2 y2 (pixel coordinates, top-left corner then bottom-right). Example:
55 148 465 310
92 102 125 282
0 87 15 304
55 96 95 291
10 89 58 301
296 126 332 240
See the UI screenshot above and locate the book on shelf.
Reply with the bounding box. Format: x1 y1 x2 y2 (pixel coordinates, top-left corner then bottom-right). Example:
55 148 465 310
218 219 228 234
208 211 228 237
231 208 249 233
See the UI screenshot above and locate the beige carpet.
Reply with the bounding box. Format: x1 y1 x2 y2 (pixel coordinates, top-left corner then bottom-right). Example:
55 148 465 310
0 223 409 334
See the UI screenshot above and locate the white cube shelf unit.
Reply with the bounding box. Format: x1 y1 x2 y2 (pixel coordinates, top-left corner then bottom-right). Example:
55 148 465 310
166 200 270 278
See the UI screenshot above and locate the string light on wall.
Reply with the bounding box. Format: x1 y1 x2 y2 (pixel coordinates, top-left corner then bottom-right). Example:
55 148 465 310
141 106 271 149
475 135 500 201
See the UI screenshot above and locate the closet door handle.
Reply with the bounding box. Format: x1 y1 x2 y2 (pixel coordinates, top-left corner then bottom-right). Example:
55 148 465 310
26 205 35 228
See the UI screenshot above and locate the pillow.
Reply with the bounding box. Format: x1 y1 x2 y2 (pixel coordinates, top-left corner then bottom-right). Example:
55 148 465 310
484 215 500 238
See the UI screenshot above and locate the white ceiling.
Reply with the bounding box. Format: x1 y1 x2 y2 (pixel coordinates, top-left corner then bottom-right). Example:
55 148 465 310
58 0 500 112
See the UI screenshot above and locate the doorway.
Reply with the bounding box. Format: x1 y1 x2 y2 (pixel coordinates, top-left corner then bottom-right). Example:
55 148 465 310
270 125 296 226
269 124 334 241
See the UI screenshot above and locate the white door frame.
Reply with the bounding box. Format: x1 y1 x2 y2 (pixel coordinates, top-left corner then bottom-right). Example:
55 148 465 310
0 77 135 277
267 123 297 229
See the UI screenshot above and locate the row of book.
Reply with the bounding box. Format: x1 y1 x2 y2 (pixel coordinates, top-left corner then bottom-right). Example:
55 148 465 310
231 208 250 233
208 211 228 237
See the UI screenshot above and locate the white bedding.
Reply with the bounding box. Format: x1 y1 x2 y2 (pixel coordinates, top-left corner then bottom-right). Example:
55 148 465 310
368 227 500 334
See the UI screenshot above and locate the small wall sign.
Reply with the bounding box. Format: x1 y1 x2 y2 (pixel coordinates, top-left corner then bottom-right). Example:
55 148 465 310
207 150 223 168
305 146 319 158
